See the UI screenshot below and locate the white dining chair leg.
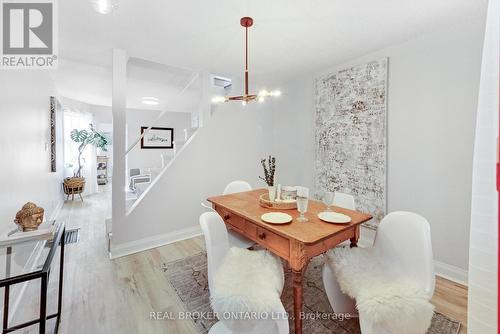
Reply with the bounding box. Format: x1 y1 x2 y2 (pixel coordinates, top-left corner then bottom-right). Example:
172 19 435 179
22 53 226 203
208 321 232 334
322 264 358 316
274 303 290 334
359 312 391 334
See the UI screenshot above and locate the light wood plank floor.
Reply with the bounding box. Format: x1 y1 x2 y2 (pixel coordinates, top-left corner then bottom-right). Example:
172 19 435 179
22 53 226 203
12 188 468 333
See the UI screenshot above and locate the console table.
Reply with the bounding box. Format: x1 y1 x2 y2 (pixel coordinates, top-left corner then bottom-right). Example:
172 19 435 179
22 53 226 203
0 222 65 333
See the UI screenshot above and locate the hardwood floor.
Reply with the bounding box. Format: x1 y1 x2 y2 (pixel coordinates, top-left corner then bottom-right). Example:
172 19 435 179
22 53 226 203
12 188 468 333
432 277 468 333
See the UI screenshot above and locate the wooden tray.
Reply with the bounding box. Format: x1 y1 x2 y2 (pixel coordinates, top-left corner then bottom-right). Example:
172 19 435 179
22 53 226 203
259 193 297 210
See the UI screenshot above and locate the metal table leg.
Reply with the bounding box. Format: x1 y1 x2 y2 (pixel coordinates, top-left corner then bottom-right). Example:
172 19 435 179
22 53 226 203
39 273 48 334
54 229 65 333
3 247 11 333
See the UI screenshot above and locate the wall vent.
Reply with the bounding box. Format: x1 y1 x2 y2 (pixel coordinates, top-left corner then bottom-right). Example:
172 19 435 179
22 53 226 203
212 75 232 89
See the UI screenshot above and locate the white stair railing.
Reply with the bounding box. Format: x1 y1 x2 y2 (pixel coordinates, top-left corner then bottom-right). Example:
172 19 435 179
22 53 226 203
124 67 209 215
126 125 200 215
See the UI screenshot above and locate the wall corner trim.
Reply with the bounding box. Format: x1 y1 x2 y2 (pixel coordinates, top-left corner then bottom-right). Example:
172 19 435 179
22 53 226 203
434 260 468 286
109 225 202 259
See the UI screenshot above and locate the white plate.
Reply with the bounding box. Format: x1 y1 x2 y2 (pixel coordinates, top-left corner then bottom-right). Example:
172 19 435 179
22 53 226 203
261 212 293 224
318 211 352 224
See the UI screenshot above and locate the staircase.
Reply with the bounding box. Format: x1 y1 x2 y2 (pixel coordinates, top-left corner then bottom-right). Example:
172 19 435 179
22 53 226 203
125 124 200 214
109 50 227 258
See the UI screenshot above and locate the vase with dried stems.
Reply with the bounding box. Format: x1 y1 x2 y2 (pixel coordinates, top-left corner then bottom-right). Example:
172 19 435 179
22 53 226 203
259 156 277 201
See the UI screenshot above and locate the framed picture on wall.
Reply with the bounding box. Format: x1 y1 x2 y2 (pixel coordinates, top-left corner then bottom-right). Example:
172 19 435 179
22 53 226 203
140 127 174 149
49 96 58 172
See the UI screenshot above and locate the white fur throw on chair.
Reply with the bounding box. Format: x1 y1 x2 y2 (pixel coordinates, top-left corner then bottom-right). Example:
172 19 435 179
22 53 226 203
211 247 284 315
326 247 435 334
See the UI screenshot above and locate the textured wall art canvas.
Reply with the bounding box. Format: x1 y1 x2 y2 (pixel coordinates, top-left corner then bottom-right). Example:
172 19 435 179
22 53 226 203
315 58 387 227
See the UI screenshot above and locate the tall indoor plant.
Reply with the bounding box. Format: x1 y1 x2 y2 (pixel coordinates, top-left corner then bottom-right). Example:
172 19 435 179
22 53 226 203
70 124 108 178
63 124 108 201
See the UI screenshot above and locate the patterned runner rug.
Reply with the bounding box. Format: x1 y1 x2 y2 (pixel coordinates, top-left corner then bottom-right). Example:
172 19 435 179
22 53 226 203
163 252 461 334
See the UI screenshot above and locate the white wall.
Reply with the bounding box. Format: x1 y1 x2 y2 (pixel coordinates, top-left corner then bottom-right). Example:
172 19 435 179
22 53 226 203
126 109 191 170
112 101 273 251
467 0 498 331
0 71 64 226
269 15 486 277
269 79 315 191
92 104 113 124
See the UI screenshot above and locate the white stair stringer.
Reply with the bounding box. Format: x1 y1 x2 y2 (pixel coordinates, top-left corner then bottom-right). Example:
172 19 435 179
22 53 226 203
126 128 200 216
184 127 198 140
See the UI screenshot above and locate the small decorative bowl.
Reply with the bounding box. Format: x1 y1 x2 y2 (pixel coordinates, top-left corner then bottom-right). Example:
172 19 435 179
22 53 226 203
259 193 297 210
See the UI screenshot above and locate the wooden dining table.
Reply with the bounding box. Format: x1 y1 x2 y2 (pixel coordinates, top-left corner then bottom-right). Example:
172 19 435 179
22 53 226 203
207 188 373 334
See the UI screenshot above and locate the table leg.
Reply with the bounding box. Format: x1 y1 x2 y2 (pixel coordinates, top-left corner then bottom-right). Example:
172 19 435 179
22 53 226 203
3 247 11 332
56 228 65 332
39 273 48 334
292 268 305 334
350 225 360 248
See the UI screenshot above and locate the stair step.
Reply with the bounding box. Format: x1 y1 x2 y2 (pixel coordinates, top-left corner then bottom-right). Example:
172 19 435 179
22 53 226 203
183 127 199 140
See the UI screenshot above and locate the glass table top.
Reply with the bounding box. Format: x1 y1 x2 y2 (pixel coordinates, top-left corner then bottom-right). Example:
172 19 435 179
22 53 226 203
0 222 65 281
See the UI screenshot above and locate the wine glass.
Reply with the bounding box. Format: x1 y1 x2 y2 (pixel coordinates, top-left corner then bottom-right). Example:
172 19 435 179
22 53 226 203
323 191 334 211
296 195 309 222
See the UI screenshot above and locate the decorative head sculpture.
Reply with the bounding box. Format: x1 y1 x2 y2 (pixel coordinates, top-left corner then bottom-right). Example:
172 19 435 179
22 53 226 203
14 202 44 232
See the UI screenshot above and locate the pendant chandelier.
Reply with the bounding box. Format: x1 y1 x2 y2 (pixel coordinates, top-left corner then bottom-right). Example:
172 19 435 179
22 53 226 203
212 17 281 105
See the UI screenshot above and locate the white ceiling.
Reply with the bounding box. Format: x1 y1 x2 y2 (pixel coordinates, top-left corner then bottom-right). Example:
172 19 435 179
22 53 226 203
55 0 487 106
52 57 202 110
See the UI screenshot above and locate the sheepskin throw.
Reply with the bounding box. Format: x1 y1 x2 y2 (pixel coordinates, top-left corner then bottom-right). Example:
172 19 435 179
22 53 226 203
211 247 284 315
326 247 435 334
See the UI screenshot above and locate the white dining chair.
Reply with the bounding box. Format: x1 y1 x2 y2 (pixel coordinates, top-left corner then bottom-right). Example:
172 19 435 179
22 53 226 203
323 211 435 334
199 212 289 334
322 191 357 315
222 181 255 249
223 180 252 195
333 192 356 211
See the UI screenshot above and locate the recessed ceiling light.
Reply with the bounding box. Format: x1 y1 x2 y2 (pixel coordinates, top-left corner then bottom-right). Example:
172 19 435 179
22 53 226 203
141 97 160 105
91 0 117 15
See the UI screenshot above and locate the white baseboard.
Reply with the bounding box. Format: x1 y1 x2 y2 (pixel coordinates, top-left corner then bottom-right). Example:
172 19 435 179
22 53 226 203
109 225 202 259
108 223 469 285
434 260 468 286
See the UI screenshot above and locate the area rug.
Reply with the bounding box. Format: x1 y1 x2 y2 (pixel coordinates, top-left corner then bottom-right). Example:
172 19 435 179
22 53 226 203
163 253 461 334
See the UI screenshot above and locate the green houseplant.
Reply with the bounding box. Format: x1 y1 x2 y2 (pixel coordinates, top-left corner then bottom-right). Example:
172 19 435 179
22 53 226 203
63 124 108 201
70 124 108 178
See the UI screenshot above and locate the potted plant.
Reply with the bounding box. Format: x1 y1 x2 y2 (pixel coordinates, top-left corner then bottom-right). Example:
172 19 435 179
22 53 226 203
63 124 108 200
259 155 276 201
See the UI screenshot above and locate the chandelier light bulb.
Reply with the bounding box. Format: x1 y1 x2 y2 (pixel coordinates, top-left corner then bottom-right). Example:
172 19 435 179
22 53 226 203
211 96 226 104
258 89 269 97
242 101 247 106
271 90 282 97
